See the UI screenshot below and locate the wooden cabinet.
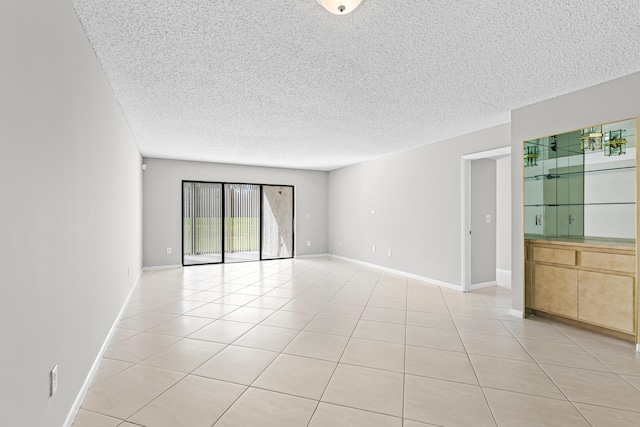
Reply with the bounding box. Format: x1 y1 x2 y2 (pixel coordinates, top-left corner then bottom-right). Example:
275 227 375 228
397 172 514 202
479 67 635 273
526 239 636 338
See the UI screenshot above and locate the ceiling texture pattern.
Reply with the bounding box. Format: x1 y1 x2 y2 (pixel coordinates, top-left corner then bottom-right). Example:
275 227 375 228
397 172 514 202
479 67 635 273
71 0 640 171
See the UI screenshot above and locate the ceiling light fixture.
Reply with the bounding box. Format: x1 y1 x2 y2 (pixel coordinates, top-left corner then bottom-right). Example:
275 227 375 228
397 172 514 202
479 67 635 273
317 0 363 15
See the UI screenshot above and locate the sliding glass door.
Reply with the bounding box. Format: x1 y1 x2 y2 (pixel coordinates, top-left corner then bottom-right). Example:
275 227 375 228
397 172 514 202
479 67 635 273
182 182 223 266
182 181 294 266
224 183 260 263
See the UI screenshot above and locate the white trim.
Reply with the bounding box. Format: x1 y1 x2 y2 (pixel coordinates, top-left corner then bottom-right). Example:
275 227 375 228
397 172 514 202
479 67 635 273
63 272 142 427
461 146 511 293
330 255 463 292
295 253 331 259
143 264 182 271
496 268 512 289
470 280 498 290
509 309 525 318
636 344 639 353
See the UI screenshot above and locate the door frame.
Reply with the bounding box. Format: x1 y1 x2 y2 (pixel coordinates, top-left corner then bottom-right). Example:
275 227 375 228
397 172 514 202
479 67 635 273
461 146 511 292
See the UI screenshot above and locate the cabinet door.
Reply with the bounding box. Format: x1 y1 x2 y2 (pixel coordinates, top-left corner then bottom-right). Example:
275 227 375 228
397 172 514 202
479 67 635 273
578 271 635 333
533 264 578 318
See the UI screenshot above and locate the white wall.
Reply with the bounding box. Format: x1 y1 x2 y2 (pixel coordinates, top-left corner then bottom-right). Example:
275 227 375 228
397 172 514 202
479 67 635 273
0 1 143 426
328 124 510 287
142 158 329 267
511 72 640 321
496 156 512 288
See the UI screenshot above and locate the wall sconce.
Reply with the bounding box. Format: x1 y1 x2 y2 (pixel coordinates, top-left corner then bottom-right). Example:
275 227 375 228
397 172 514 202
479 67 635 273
524 145 539 167
580 126 603 151
604 129 627 156
317 0 363 14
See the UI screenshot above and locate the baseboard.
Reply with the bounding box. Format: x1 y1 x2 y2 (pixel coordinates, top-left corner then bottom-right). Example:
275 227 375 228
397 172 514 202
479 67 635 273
496 269 512 289
637 344 639 353
470 281 498 290
509 309 525 318
295 253 331 259
63 270 142 427
329 254 462 292
143 264 182 271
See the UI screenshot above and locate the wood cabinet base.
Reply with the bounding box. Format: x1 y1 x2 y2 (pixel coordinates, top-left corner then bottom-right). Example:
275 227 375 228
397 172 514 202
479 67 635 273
531 309 636 343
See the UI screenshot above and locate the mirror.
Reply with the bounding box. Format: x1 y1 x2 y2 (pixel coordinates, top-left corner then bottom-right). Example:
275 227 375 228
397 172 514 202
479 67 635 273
524 118 637 241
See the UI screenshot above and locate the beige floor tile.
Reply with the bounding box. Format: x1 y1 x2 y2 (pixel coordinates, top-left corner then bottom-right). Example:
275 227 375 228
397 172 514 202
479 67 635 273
214 293 258 306
622 374 640 391
233 324 300 352
367 296 406 310
405 346 477 385
322 364 404 416
332 295 370 305
405 311 455 330
182 290 227 302
245 295 290 309
214 387 317 427
283 331 349 361
406 325 465 352
447 305 497 319
108 328 140 346
260 310 315 329
128 375 245 427
153 299 210 314
518 339 611 371
402 420 440 427
404 374 495 427
443 292 487 306
452 316 511 336
90 359 133 389
483 387 589 427
319 302 365 319
469 354 565 400
71 409 121 427
304 314 358 337
308 402 401 427
188 319 254 344
236 286 278 297
139 338 226 373
193 345 277 385
146 315 213 337
501 319 574 343
104 332 180 363
459 332 533 361
82 365 184 419
542 364 640 411
120 308 144 320
554 323 634 349
340 338 405 372
221 306 276 324
406 300 449 314
352 320 405 344
361 307 406 324
265 287 305 299
583 345 640 376
185 303 239 319
253 353 336 399
574 402 640 427
281 298 327 314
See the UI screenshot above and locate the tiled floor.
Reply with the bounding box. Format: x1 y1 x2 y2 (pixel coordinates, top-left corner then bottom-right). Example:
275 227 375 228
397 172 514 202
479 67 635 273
72 257 640 427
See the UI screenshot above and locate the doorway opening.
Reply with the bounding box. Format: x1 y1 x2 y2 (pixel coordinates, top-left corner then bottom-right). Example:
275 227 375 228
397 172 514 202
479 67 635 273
182 181 294 266
461 147 511 292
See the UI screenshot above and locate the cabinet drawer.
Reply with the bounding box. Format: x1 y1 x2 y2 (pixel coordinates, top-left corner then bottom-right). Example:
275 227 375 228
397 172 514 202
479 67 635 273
578 271 635 333
533 264 578 318
533 247 576 266
581 251 635 274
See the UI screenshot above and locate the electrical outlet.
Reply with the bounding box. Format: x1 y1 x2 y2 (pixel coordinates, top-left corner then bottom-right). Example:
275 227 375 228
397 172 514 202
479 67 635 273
50 365 58 396
485 214 491 224
372 245 376 252
388 250 392 257
338 241 342 247
307 241 311 246
371 209 376 214
166 247 172 255
306 214 311 220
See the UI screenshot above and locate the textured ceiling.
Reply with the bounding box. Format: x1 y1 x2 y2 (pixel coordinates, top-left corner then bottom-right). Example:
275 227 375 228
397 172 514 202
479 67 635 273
71 0 640 171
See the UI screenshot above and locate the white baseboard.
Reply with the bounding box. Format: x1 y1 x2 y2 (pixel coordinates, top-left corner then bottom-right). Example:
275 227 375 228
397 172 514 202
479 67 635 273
143 264 182 271
470 281 498 290
509 309 525 318
637 343 639 353
295 253 331 259
496 269 512 289
330 255 462 292
63 271 142 427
